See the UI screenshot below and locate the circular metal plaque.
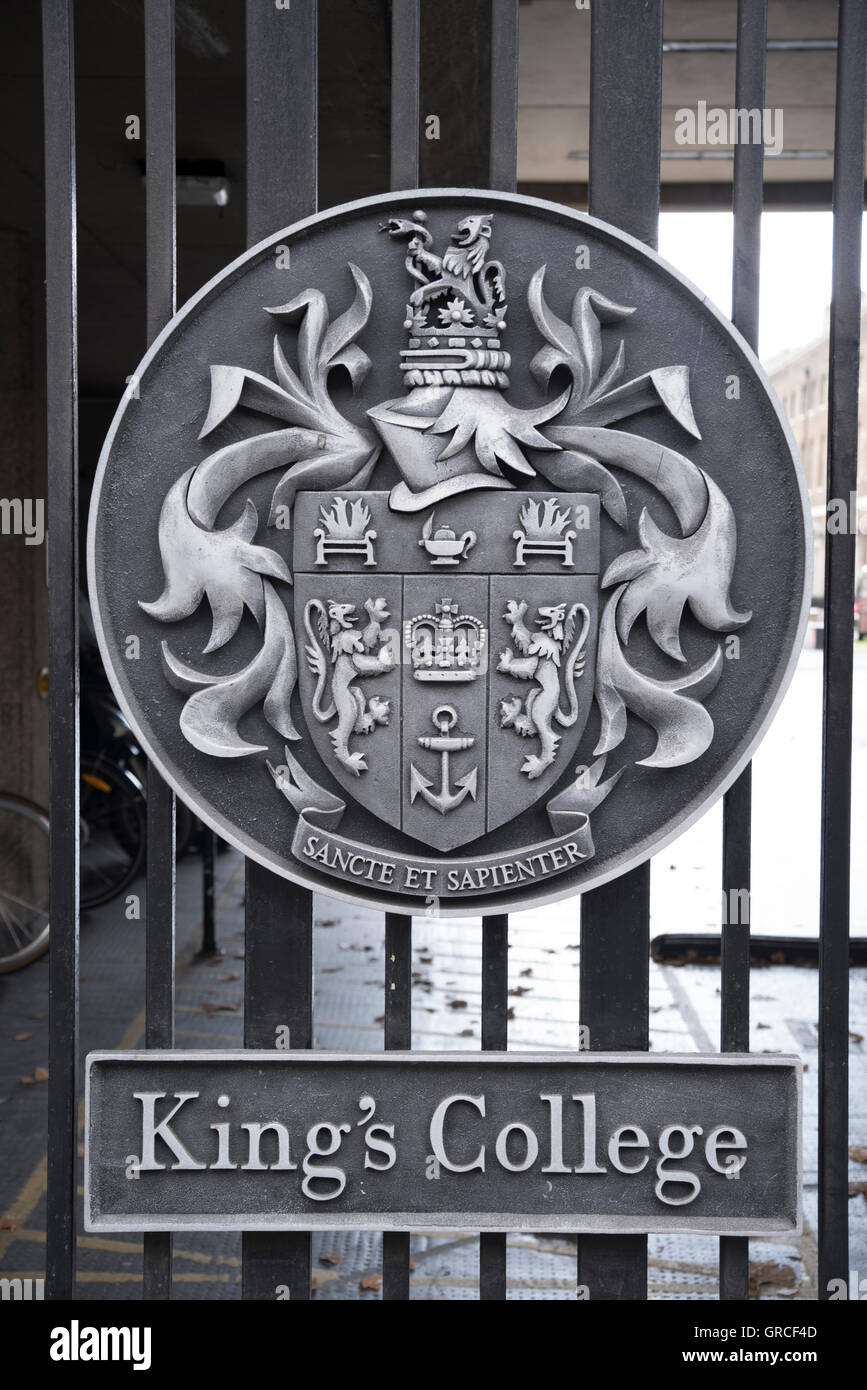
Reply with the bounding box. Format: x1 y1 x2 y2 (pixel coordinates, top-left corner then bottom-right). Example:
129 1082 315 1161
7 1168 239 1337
88 190 810 916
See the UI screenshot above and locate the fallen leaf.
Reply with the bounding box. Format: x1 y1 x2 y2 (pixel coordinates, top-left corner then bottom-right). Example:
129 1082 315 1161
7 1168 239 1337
322 967 342 974
13 1032 31 1042
448 1000 468 1010
749 1261 796 1294
34 1066 49 1081
509 985 531 997
520 968 533 977
756 1022 770 1030
0 1216 22 1231
418 955 433 964
459 1028 474 1037
206 956 225 967
201 1001 239 1015
360 1274 381 1292
319 1253 341 1267
850 1029 865 1043
848 1182 867 1198
318 919 337 927
374 1014 385 1024
849 1145 867 1164
219 973 241 983
19 1075 34 1085
507 1006 516 1020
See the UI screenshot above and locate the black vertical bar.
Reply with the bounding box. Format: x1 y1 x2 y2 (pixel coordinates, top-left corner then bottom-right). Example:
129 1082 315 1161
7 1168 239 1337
242 0 317 1302
383 914 412 1299
819 0 867 1299
246 0 317 244
578 867 650 1299
578 0 661 1303
588 0 662 250
243 869 313 1299
42 0 79 1303
142 0 177 1302
481 916 509 1052
720 0 766 1304
382 1 418 1301
479 914 508 1298
390 0 420 191
478 0 518 1304
489 0 518 193
200 828 217 957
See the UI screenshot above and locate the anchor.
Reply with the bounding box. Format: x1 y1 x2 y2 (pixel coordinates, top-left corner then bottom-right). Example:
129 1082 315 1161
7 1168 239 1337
410 704 478 815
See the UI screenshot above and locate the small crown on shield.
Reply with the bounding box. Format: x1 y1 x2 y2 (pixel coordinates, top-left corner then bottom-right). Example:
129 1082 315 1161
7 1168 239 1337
405 599 487 682
381 210 510 390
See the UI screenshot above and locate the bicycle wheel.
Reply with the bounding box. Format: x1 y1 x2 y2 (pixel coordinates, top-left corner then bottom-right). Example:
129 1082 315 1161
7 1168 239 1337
0 794 50 974
80 759 146 910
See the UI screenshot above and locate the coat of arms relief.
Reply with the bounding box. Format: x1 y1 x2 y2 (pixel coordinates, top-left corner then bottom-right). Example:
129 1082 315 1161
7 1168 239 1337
139 204 751 893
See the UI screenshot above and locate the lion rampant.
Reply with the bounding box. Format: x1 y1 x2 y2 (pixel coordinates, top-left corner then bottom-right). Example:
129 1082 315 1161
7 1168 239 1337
497 599 590 779
303 597 394 775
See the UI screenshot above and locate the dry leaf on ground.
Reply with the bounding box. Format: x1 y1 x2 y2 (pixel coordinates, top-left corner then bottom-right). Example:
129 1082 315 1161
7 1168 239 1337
749 1261 796 1295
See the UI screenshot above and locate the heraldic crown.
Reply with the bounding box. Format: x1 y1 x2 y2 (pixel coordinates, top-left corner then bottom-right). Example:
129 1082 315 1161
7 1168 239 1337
405 599 487 683
383 209 510 389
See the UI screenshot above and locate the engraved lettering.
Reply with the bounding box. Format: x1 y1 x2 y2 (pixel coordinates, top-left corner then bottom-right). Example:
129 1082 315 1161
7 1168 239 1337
429 1094 486 1173
135 1092 206 1171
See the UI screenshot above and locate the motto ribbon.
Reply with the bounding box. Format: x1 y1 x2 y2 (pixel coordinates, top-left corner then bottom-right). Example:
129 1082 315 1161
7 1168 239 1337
267 750 626 898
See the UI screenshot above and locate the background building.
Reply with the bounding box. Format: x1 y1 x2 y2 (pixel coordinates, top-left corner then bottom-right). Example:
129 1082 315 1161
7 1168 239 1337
767 297 867 599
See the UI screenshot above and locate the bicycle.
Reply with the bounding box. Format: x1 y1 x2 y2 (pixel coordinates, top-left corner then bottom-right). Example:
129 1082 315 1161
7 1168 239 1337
0 793 50 973
0 759 148 972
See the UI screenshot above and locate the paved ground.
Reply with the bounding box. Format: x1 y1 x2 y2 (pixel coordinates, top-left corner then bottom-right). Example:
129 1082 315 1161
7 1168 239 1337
0 645 865 1299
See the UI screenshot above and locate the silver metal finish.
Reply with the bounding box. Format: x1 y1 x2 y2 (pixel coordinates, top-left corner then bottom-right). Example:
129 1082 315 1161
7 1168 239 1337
85 1050 802 1237
87 189 811 916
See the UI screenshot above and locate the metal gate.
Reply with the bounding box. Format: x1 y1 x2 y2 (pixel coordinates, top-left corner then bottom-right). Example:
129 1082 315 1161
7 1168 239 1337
41 0 865 1300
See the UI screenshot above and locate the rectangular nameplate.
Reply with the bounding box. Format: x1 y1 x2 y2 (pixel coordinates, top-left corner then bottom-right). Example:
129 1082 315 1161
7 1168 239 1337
85 1051 801 1235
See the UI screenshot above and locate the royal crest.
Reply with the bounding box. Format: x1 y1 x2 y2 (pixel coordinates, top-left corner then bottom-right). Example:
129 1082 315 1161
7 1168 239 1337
89 191 808 913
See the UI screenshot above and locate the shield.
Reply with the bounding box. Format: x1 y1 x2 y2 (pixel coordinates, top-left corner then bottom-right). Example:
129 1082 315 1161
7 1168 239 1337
293 489 600 852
